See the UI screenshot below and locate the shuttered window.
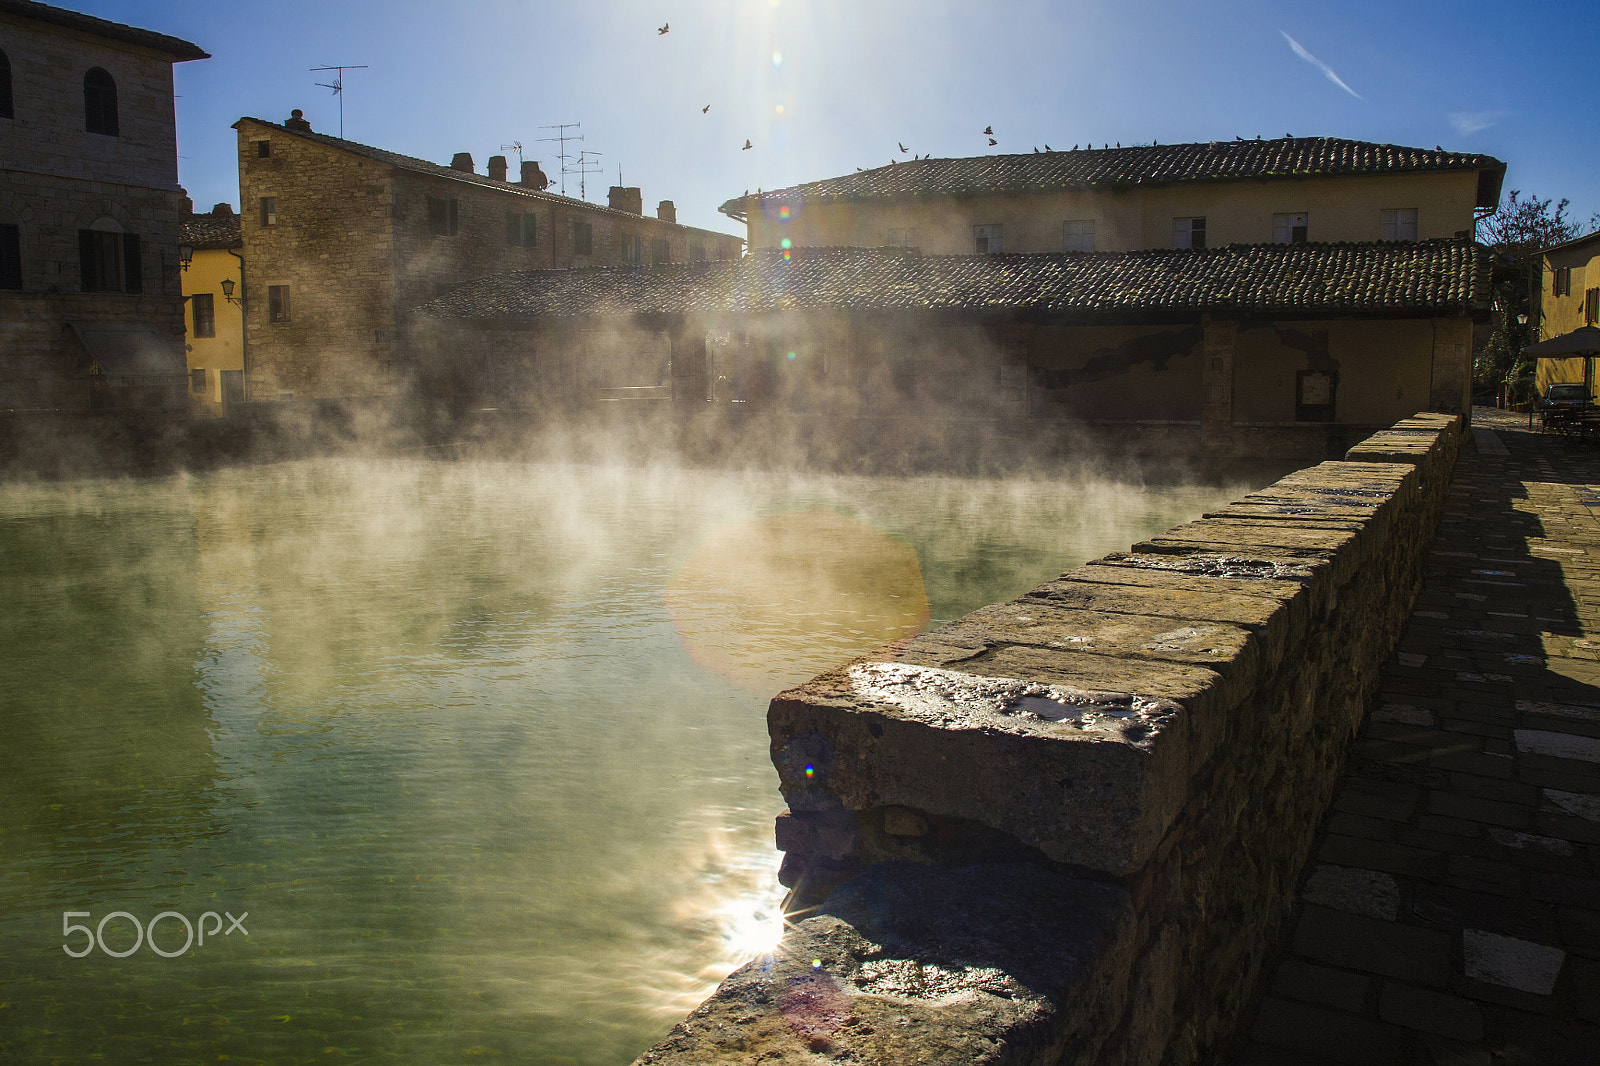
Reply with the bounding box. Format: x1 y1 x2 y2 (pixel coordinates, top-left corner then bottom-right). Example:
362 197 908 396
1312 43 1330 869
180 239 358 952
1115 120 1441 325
0 224 20 289
428 196 458 236
0 50 13 120
78 229 140 293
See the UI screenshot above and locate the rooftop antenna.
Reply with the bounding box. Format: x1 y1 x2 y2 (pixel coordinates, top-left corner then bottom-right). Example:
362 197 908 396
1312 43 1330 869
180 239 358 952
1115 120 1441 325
537 123 583 195
570 150 603 201
499 141 524 167
310 64 367 138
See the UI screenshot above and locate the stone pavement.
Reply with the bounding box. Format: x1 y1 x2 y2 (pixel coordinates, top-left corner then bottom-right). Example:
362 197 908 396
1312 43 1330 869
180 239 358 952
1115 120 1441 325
1233 408 1600 1065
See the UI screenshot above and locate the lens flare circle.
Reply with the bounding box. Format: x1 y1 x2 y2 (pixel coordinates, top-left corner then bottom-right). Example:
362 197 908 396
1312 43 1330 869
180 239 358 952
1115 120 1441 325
664 508 930 695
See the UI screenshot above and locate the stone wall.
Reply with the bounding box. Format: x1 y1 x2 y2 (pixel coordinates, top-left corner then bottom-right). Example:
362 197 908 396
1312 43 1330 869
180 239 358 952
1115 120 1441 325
634 412 1462 1066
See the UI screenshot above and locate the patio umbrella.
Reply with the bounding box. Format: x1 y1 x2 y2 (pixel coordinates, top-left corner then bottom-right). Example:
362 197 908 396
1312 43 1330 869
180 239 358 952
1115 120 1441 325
1523 325 1600 357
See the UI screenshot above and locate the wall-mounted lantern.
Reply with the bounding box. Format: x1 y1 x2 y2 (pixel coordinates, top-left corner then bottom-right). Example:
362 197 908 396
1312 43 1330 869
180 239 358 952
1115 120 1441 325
178 244 194 271
220 277 242 305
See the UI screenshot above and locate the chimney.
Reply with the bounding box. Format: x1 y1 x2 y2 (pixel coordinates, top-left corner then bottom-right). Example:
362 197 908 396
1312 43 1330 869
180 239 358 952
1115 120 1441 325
451 152 475 173
656 200 676 224
180 192 194 215
212 202 233 217
608 186 643 215
284 108 311 132
520 161 549 190
488 155 508 182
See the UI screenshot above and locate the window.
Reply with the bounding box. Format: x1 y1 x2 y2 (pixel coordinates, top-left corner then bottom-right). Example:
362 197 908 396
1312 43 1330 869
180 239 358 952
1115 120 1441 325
259 197 277 226
506 212 537 246
1588 288 1599 327
191 292 215 337
1554 267 1573 297
256 140 271 158
83 67 118 136
652 237 670 265
974 224 1003 254
619 232 642 265
1380 208 1418 241
1172 217 1206 249
1062 219 1095 253
887 227 920 248
428 196 459 236
572 220 593 256
268 285 290 323
1273 212 1308 244
191 368 207 393
0 223 20 289
0 49 12 120
78 228 140 293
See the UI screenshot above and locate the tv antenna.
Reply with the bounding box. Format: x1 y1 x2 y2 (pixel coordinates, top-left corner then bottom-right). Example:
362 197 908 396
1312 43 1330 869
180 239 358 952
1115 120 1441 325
570 150 603 201
311 64 367 138
499 141 524 167
537 123 582 195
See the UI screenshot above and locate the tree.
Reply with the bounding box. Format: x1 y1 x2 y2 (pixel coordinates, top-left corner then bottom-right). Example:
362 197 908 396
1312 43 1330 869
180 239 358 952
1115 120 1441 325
1475 191 1600 396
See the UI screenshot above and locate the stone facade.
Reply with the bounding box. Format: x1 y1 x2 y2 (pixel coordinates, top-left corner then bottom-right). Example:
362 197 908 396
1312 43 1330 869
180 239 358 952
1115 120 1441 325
0 3 206 411
235 116 743 404
635 413 1462 1065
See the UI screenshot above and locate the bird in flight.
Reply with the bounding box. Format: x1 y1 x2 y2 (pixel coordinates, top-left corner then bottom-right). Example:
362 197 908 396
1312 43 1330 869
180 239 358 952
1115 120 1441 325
988 137 997 146
702 104 710 114
742 139 752 150
899 142 908 153
658 23 669 34
982 125 993 135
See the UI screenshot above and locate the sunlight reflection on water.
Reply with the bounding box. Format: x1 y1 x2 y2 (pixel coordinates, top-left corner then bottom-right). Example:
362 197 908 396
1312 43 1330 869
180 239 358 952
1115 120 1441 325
0 457 1266 1064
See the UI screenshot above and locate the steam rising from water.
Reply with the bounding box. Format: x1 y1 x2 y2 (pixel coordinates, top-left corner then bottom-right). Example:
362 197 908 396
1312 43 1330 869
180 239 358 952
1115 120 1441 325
0 455 1277 1064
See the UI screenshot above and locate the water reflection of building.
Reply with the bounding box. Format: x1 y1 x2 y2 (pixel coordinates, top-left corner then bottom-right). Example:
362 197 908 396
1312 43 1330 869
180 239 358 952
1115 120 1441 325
721 138 1504 255
0 1 207 413
231 114 743 406
408 239 1488 460
179 204 244 416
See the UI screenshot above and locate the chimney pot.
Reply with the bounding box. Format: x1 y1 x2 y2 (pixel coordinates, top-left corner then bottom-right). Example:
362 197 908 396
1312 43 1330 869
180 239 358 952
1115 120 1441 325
451 152 475 173
608 186 643 215
285 108 311 132
656 200 676 224
519 161 549 190
488 155 508 182
213 202 233 217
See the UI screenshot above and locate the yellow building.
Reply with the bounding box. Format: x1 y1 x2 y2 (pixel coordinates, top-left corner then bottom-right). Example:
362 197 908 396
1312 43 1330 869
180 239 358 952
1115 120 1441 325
722 138 1503 255
1534 230 1600 400
179 206 243 415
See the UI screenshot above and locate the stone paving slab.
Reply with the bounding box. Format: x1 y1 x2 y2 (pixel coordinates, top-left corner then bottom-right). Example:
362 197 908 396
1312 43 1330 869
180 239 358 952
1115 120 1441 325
1233 408 1600 1064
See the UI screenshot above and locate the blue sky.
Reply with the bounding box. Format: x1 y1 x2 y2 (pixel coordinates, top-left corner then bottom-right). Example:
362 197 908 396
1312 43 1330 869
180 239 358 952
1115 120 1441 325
76 0 1600 238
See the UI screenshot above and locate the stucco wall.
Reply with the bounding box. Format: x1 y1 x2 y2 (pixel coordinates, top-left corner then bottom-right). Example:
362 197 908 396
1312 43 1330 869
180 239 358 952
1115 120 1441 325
635 412 1461 1066
746 170 1481 253
180 244 242 413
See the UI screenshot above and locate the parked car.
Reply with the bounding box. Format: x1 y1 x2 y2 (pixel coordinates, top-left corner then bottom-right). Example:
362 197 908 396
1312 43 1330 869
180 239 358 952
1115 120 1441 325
1543 383 1591 409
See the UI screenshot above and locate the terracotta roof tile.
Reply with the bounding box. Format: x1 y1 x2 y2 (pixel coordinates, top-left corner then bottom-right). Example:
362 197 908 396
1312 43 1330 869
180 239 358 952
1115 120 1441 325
180 214 241 250
415 239 1488 321
720 138 1505 216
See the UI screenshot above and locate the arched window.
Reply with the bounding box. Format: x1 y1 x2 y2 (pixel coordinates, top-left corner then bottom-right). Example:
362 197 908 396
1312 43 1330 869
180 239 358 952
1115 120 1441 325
84 67 117 136
0 50 13 119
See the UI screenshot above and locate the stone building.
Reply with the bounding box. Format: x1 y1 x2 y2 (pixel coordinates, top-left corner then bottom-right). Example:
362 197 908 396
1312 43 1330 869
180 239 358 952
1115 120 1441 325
408 238 1487 460
0 0 207 412
723 138 1504 256
179 203 242 416
233 114 744 404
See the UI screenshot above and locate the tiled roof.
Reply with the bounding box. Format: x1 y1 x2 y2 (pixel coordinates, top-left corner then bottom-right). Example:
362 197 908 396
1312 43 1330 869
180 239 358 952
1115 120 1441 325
414 239 1488 321
236 118 743 243
180 214 241 250
719 138 1506 217
0 0 208 60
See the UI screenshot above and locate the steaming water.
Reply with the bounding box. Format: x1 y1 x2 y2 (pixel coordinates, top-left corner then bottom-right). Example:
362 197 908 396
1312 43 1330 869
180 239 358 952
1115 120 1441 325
0 457 1269 1065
